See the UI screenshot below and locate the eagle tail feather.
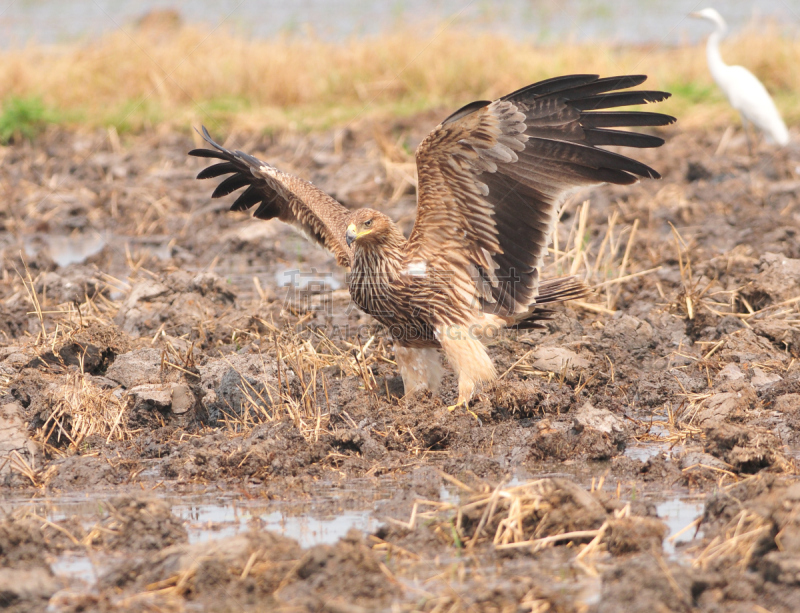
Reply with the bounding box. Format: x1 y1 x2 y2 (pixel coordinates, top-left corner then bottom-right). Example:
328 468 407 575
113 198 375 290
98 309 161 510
512 276 590 330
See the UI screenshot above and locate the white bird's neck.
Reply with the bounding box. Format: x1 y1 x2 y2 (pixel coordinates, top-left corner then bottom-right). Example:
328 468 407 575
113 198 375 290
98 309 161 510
705 21 728 83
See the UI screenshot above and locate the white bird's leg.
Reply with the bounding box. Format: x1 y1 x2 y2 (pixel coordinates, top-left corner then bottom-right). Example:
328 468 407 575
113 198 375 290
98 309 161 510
741 115 753 157
394 346 443 397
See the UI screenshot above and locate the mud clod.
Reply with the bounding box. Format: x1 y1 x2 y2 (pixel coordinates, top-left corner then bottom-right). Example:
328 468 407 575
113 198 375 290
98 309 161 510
92 496 188 551
704 424 788 474
591 554 693 613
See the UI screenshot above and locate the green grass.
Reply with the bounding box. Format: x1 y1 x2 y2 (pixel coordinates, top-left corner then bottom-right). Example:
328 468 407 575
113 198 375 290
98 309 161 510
667 81 719 105
0 97 53 143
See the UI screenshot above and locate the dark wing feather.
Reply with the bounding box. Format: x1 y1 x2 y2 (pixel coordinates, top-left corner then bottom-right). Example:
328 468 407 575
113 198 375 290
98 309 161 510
189 127 352 267
409 74 674 319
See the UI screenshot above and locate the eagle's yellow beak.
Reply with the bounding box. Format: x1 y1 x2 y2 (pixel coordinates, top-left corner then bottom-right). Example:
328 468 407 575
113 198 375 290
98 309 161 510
346 224 357 247
346 223 371 247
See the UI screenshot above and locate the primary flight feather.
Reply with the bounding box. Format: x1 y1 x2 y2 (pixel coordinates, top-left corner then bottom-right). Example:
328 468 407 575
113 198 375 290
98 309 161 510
190 74 674 409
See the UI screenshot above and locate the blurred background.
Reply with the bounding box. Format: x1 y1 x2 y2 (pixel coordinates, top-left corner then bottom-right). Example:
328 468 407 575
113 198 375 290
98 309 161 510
2 0 797 46
0 0 798 136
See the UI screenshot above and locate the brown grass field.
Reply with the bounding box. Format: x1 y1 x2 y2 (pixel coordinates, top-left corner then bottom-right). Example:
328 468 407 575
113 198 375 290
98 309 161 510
0 21 798 134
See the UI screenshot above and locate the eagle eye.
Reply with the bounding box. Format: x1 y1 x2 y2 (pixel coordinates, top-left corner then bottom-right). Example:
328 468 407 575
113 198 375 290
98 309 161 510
364 219 373 228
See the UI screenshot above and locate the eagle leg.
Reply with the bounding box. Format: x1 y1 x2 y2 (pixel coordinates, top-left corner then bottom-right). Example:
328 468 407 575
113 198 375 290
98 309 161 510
395 346 444 396
437 324 497 410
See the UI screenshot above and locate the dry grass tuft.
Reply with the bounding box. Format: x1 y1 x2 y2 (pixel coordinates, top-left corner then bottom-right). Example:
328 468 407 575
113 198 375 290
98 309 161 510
224 322 395 440
389 475 661 576
41 371 129 449
545 199 655 314
692 508 772 571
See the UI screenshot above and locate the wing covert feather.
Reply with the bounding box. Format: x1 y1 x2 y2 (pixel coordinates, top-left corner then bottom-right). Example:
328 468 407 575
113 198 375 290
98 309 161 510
189 127 352 267
409 74 673 317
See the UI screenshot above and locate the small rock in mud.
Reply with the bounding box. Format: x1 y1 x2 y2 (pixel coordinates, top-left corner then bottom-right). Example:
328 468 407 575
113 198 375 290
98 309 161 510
678 448 729 472
693 385 756 427
128 383 173 410
716 362 745 382
530 346 590 373
751 367 783 389
170 383 195 414
198 352 283 423
105 348 167 388
572 401 628 440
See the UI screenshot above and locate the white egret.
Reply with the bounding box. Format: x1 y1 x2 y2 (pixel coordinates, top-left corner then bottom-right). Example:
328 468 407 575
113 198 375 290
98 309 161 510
691 8 789 150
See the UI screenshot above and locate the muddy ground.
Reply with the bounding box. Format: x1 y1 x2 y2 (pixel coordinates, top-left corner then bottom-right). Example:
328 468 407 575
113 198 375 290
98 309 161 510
1 117 799 612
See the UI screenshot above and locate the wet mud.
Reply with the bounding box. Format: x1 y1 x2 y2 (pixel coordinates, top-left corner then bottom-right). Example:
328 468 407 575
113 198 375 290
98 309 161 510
1 121 799 611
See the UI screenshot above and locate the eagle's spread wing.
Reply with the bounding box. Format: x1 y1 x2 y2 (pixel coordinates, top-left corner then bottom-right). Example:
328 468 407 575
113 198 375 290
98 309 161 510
189 127 352 267
408 74 674 317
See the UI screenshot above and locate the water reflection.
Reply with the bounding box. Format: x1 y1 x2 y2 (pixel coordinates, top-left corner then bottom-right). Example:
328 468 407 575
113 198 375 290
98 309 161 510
658 498 704 556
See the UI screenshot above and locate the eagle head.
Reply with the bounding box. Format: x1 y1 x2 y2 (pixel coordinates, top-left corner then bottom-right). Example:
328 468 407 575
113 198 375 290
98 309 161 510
346 209 395 248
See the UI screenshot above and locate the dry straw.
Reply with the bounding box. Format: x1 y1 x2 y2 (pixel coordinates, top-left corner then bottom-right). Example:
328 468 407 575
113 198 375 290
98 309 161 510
1 20 798 131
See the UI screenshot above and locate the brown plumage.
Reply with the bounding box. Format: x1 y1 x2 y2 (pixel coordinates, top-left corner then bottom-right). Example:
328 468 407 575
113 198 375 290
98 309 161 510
190 74 674 407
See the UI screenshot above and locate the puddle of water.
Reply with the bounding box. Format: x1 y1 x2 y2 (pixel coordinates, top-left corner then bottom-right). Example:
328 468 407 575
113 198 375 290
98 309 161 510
263 510 376 548
438 484 461 505
2 486 392 590
649 424 670 438
658 498 704 556
25 232 108 268
172 501 378 549
23 232 174 268
624 443 670 462
50 553 98 585
624 419 674 461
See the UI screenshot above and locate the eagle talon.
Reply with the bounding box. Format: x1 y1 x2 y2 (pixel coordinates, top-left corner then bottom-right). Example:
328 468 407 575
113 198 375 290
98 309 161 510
447 399 481 423
446 399 466 412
